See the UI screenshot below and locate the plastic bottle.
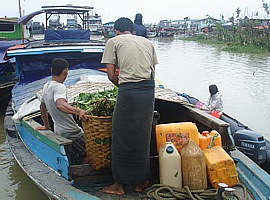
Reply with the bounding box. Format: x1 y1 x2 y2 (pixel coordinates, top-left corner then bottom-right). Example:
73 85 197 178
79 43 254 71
180 139 207 189
159 142 182 188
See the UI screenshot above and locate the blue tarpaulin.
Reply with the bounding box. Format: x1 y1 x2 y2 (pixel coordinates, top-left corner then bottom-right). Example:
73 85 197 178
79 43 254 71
0 40 23 63
44 30 90 42
0 40 24 75
16 53 103 83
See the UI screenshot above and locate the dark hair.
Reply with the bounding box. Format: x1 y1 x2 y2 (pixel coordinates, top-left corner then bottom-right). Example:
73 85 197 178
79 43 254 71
209 84 218 96
114 17 134 33
51 58 69 76
134 13 143 24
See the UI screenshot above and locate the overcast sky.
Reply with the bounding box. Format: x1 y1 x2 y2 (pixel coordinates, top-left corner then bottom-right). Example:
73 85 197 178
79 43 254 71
0 0 267 24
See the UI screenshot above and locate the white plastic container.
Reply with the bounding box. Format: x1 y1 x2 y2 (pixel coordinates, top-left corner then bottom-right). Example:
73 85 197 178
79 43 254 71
159 142 182 188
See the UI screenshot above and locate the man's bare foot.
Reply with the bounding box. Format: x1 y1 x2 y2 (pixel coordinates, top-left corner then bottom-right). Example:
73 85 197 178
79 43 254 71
102 182 125 195
134 180 149 192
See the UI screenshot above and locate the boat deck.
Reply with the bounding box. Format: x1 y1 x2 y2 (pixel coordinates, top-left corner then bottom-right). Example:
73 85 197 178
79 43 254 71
7 75 268 199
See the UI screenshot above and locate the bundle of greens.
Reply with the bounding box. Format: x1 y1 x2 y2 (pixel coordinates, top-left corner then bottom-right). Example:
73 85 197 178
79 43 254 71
73 87 118 116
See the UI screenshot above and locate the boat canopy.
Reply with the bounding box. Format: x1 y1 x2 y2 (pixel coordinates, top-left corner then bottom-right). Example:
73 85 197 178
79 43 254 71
18 5 94 26
18 10 44 25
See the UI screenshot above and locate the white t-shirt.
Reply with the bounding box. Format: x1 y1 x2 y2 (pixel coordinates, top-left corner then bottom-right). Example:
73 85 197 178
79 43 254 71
41 80 83 139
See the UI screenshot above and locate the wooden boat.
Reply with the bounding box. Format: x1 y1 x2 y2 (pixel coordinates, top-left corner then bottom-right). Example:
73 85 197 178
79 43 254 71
0 17 31 40
3 5 270 200
147 31 157 38
0 17 29 90
179 93 269 169
32 22 45 35
102 22 116 38
102 29 116 38
0 40 20 91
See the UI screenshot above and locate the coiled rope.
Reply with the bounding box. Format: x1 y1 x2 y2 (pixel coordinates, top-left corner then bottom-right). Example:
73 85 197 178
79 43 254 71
146 184 217 200
146 183 247 200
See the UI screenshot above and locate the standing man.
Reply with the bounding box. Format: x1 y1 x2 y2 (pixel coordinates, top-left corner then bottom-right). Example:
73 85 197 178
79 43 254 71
134 13 147 38
101 17 158 195
35 58 88 164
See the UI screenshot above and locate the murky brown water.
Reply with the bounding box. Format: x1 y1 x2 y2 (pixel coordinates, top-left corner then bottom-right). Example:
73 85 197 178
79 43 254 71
151 37 270 139
1 37 270 199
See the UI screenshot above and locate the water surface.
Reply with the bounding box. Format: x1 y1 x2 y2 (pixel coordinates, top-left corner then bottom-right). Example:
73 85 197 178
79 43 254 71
151 37 270 139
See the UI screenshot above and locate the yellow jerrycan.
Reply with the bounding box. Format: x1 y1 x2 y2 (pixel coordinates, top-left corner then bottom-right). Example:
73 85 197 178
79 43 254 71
203 146 239 189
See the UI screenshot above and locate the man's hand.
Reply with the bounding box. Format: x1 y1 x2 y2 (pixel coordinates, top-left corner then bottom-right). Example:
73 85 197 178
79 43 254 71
35 126 50 131
79 110 88 122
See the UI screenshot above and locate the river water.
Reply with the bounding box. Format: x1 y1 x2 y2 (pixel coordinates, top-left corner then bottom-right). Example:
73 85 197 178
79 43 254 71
1 37 270 199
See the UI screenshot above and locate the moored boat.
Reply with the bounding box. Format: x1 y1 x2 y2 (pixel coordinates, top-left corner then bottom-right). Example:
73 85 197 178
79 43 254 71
3 5 270 199
0 17 30 90
147 31 157 38
178 93 269 169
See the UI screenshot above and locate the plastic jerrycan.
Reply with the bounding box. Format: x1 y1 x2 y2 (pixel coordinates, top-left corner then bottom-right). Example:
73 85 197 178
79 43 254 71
159 142 182 188
203 146 239 189
180 138 207 190
156 122 199 153
198 130 222 150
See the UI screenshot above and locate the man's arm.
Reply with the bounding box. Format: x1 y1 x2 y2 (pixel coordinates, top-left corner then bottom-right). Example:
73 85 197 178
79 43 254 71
106 63 119 87
56 98 88 121
35 102 51 131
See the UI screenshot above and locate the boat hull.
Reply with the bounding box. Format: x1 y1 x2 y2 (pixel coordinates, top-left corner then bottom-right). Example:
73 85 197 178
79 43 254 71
4 5 270 198
5 90 270 199
5 101 100 200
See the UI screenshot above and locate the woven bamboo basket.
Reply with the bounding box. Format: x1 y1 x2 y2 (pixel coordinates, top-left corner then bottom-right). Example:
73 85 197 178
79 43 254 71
82 115 112 170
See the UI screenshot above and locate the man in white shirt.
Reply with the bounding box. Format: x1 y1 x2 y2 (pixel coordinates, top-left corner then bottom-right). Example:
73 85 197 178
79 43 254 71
35 58 88 164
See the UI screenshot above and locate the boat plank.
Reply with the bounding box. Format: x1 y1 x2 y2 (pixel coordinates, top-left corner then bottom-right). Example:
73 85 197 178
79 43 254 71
232 149 270 199
24 118 72 146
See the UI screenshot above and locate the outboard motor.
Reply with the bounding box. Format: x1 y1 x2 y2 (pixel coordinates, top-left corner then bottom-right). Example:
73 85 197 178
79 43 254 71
234 129 266 165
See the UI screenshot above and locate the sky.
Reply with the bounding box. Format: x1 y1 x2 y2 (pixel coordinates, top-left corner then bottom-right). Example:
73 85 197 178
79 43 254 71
0 0 268 24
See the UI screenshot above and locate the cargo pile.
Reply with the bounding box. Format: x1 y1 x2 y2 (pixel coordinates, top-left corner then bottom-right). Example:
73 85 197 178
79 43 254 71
156 122 239 191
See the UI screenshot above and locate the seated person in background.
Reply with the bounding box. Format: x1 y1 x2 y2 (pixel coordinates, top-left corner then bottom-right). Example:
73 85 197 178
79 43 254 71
35 58 88 164
197 84 223 118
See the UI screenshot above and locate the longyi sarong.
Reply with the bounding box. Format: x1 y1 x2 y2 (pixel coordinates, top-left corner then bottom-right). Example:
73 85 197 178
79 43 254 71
111 80 154 184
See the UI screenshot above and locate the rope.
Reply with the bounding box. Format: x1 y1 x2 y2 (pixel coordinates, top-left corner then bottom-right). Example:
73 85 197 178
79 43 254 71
147 183 248 200
155 78 164 88
207 132 219 148
146 184 217 200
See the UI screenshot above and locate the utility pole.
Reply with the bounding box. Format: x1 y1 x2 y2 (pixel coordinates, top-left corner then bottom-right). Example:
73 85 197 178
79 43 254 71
18 0 25 44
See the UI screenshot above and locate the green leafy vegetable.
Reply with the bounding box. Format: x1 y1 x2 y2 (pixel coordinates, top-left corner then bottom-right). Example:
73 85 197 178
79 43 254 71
73 87 118 116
